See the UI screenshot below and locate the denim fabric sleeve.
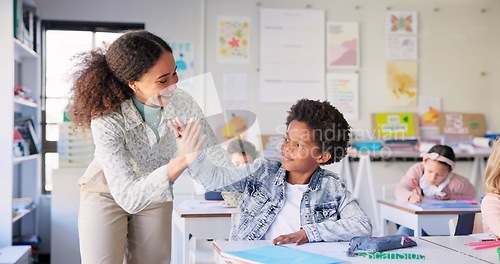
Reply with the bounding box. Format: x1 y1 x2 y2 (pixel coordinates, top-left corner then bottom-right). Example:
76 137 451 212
188 154 267 193
302 189 372 242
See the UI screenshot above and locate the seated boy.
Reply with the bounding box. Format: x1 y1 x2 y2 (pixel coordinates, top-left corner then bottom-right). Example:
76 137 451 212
171 99 372 244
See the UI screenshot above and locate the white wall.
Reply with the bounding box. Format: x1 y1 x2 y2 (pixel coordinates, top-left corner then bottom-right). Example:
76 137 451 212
39 0 500 136
204 0 500 136
38 0 205 75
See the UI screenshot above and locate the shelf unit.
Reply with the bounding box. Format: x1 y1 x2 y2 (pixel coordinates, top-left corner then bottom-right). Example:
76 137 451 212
0 0 41 254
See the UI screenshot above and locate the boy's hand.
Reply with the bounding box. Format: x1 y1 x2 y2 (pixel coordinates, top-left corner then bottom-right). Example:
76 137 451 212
408 193 422 203
168 117 186 139
435 192 451 200
272 229 309 245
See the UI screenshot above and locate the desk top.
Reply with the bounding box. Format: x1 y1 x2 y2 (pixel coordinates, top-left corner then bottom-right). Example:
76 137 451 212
173 199 238 218
378 199 481 215
213 238 485 263
421 235 499 264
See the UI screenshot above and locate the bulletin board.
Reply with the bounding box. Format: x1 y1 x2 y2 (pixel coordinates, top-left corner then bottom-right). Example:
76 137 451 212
438 112 486 137
371 112 420 138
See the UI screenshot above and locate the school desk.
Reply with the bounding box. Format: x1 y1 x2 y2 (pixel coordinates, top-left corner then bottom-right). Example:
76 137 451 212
171 199 238 264
421 235 499 264
340 151 489 236
379 199 481 237
212 238 487 263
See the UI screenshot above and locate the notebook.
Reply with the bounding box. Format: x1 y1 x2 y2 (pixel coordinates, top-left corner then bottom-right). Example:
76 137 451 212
220 245 347 264
412 200 480 210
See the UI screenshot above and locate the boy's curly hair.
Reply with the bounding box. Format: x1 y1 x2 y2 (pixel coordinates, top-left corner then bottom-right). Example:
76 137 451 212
286 99 351 164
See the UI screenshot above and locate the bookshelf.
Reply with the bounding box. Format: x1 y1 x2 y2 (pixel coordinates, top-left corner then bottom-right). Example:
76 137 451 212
0 0 41 258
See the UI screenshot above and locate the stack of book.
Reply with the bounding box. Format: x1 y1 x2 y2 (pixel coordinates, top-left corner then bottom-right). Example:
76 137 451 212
384 139 419 152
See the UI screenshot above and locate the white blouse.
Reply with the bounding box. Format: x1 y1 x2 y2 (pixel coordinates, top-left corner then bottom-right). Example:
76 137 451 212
88 89 231 214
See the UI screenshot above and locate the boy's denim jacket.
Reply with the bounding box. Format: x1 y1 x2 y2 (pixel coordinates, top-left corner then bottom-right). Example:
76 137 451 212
188 155 372 242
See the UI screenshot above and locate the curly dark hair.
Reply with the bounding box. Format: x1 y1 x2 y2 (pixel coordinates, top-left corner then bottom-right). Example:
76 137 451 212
285 99 351 164
227 139 259 160
69 30 173 127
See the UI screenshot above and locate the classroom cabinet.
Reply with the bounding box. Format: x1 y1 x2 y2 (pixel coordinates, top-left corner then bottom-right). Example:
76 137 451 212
0 0 42 262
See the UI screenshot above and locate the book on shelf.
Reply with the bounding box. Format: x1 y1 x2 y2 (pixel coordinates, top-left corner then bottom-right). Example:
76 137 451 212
13 117 39 155
13 0 37 51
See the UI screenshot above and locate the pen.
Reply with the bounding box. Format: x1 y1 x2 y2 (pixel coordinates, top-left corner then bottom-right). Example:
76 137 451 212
481 238 500 242
466 240 500 246
356 252 425 259
411 179 419 195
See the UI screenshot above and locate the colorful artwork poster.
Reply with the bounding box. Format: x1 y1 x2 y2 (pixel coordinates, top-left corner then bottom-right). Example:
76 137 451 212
387 61 418 106
418 96 441 127
439 113 486 137
326 73 359 120
170 41 194 80
386 11 418 35
217 16 250 63
372 113 420 138
326 22 359 69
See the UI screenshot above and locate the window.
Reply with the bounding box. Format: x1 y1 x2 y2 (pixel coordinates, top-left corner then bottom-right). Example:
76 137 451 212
41 21 144 193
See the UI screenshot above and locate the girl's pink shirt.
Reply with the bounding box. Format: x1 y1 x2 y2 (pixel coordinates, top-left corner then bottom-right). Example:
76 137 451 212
481 193 500 237
395 162 477 201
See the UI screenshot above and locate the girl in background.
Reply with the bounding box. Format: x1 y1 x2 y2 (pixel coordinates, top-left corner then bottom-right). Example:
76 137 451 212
395 144 476 235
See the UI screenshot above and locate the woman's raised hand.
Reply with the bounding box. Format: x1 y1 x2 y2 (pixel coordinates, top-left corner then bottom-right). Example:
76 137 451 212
168 117 206 165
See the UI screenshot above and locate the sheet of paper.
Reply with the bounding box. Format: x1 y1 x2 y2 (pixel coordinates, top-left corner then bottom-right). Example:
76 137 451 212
326 73 359 120
260 8 325 102
223 73 248 101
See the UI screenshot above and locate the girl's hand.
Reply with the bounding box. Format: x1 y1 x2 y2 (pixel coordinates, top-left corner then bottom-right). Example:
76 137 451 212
435 192 451 200
408 193 423 203
272 229 309 245
168 118 206 165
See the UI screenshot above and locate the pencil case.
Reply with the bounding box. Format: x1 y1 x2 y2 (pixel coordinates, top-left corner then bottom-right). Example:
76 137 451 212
346 235 417 257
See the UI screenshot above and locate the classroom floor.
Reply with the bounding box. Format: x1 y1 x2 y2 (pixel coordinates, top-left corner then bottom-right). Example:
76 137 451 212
190 239 216 264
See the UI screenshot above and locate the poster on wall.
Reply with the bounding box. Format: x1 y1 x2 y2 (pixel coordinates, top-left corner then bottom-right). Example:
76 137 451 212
372 112 420 138
386 11 418 35
260 8 325 102
326 73 359 120
222 73 249 111
418 96 441 127
326 22 359 69
386 60 418 106
386 36 418 60
216 16 250 63
438 113 486 137
170 41 194 80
